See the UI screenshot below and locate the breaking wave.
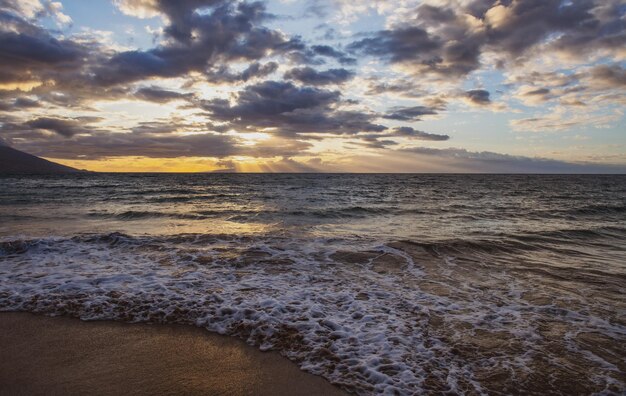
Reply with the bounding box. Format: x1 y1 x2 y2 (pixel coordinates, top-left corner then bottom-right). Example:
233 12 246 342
1 230 624 394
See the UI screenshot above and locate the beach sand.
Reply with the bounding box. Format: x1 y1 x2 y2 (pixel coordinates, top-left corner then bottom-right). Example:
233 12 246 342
0 312 346 396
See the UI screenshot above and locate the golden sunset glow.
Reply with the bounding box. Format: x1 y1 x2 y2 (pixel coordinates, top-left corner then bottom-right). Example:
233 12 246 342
49 157 224 173
0 81 43 92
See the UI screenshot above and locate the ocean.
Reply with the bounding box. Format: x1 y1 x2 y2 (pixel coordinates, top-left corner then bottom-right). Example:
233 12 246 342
1 174 625 394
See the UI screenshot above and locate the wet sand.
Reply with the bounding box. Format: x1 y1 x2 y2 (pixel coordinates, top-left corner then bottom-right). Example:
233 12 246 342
0 312 346 396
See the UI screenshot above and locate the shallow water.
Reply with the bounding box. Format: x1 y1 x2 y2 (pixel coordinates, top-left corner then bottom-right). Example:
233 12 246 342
1 174 625 394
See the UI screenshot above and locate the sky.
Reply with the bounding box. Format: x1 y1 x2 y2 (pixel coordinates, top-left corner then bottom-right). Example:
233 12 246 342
0 0 625 173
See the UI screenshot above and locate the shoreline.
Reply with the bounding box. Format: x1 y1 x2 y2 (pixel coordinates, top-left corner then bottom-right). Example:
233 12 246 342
0 312 346 396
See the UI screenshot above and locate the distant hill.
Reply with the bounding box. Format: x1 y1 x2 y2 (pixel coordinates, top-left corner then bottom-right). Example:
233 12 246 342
0 145 83 174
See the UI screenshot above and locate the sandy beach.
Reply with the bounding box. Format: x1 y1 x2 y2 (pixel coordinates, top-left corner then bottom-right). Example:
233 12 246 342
0 312 346 396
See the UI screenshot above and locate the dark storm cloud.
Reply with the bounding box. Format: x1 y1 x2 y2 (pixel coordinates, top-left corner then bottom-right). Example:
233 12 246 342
204 61 278 83
135 86 193 103
544 0 626 58
284 67 355 85
0 6 131 112
389 127 449 141
0 97 40 111
349 0 626 78
465 89 491 105
201 80 386 136
281 43 356 66
0 9 90 85
18 132 242 159
0 0 394 159
0 30 82 66
383 105 438 121
13 97 40 108
0 0 323 113
348 25 441 63
25 117 89 137
115 1 267 42
355 126 449 148
203 80 340 120
93 2 301 86
13 131 312 160
348 23 481 78
311 45 356 65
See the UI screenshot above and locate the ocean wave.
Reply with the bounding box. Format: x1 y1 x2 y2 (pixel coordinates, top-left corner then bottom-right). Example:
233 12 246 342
0 239 40 255
393 226 626 258
514 226 626 243
82 206 431 223
528 204 626 220
565 204 626 216
146 193 239 203
76 204 626 224
3 225 625 257
87 210 204 221
1 231 624 394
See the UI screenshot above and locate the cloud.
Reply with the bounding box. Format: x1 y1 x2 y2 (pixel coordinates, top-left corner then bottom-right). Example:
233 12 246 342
395 146 626 173
310 45 356 65
355 126 449 148
514 86 553 105
0 30 81 64
94 2 297 86
284 67 355 85
13 97 40 108
0 17 88 85
588 64 626 89
383 105 438 121
389 126 449 141
201 80 387 136
510 107 623 132
112 0 163 19
524 88 550 96
506 62 626 130
464 89 491 106
349 0 625 79
348 11 482 78
213 156 325 172
25 117 89 137
364 78 429 98
0 0 72 26
0 0 624 170
134 86 192 102
204 80 340 120
21 132 241 159
5 123 313 160
204 61 278 84
0 96 40 110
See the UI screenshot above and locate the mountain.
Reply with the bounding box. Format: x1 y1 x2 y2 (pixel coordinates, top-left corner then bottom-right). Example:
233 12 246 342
0 144 83 174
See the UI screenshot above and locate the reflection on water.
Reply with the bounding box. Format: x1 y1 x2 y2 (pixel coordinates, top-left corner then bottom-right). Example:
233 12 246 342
2 174 625 240
0 174 625 394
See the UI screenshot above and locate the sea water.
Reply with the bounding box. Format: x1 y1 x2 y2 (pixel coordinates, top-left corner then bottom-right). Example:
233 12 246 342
1 174 624 394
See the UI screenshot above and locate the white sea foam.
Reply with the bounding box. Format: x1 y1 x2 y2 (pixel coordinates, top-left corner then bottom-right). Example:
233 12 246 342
1 233 624 394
